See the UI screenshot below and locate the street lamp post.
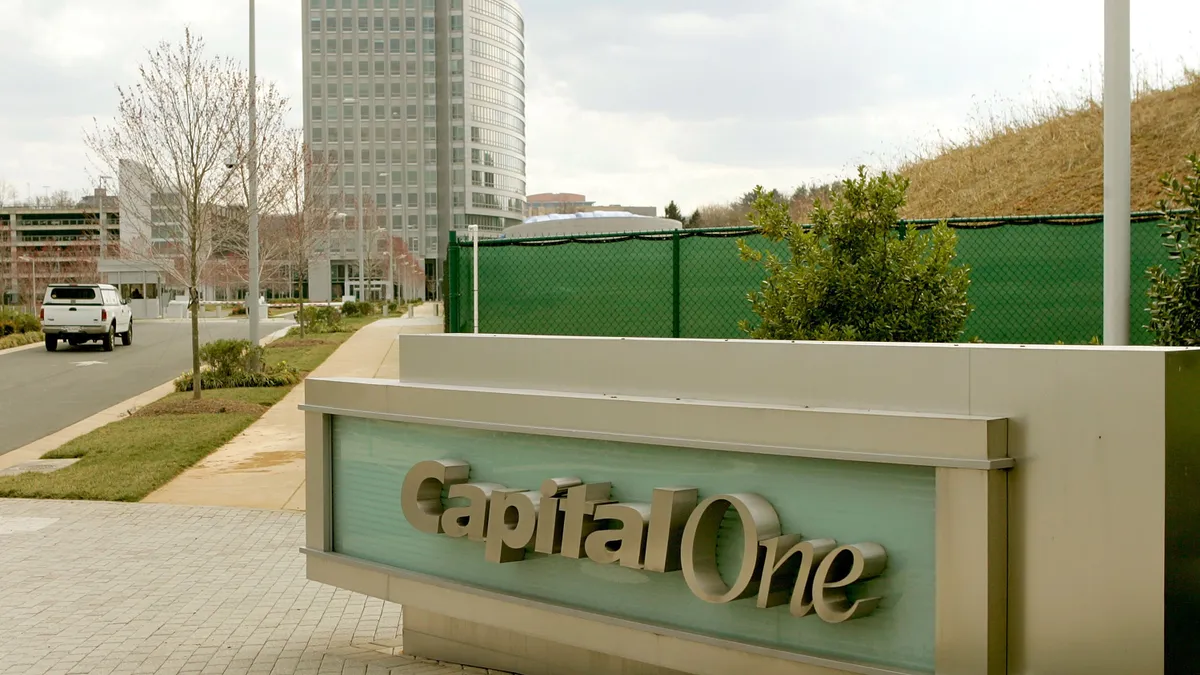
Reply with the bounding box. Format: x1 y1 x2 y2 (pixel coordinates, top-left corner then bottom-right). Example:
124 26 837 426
248 0 262 354
341 98 365 302
333 212 347 299
18 255 34 314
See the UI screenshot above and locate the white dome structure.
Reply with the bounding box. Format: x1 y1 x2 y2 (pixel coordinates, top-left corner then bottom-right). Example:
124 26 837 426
502 211 682 238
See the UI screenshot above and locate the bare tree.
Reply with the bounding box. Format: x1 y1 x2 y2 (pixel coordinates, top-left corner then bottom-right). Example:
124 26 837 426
221 76 293 295
277 129 339 337
85 30 244 399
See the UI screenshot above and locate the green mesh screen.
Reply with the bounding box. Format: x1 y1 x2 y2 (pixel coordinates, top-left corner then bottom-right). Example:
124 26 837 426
448 218 1172 345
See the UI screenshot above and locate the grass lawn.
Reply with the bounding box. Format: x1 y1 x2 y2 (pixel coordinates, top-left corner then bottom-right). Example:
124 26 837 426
0 317 377 502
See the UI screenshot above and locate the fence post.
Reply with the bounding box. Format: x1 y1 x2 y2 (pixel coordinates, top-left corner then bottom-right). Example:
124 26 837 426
671 230 681 338
446 230 458 333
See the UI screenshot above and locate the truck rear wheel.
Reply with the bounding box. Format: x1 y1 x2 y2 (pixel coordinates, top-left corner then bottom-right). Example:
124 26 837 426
120 320 133 346
102 324 115 352
45 336 57 352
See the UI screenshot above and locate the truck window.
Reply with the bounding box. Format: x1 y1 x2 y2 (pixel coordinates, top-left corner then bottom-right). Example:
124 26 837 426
49 287 97 301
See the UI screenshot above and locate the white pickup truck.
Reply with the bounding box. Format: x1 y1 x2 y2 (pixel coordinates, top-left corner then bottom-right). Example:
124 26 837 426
40 283 134 352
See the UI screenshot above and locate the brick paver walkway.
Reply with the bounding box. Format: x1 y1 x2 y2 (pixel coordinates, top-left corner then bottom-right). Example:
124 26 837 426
0 499 503 675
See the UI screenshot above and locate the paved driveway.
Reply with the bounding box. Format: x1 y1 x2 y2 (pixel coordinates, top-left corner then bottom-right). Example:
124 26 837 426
0 319 290 457
0 499 487 675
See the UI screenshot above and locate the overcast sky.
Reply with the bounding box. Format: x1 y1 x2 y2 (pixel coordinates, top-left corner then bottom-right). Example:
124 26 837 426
1 1 1197 211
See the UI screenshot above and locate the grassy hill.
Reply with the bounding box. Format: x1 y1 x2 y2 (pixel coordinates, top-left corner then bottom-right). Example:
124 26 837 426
898 69 1200 218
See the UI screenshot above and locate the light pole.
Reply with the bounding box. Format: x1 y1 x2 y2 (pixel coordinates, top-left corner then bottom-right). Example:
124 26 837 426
247 0 262 359
342 98 365 302
97 175 112 262
18 255 34 314
1103 0 1131 345
333 212 347 299
469 224 479 333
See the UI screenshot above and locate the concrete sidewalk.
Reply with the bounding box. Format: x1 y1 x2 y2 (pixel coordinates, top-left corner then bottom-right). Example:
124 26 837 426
143 305 443 511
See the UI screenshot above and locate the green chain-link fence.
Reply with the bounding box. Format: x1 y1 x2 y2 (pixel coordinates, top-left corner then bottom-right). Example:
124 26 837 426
447 212 1175 345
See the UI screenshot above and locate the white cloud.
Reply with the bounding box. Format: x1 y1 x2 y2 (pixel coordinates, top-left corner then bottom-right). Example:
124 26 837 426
0 0 1197 212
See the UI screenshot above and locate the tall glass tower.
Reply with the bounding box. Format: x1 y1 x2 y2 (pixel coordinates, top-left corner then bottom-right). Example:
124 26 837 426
302 0 526 292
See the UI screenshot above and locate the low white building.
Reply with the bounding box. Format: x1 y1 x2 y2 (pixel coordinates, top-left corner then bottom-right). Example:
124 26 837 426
501 211 682 239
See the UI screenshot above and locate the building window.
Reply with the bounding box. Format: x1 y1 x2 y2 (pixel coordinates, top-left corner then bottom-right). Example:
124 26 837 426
405 38 416 53
358 16 368 31
389 38 401 53
390 16 401 31
374 16 384 31
358 38 369 53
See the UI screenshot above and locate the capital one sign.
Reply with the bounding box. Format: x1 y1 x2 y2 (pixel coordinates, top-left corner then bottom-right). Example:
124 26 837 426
401 460 888 624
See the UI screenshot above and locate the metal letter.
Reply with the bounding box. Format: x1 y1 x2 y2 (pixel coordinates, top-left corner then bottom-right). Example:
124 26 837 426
559 482 612 559
540 477 583 497
812 543 888 623
644 487 698 573
441 482 505 541
533 477 581 554
534 496 562 554
680 494 781 604
484 489 541 563
584 503 652 568
755 535 838 613
400 459 469 534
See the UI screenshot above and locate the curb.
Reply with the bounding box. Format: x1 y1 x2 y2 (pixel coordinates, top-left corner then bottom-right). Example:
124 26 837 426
0 323 297 473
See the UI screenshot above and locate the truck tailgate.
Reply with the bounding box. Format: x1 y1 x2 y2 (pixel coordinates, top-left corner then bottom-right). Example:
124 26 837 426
43 304 106 328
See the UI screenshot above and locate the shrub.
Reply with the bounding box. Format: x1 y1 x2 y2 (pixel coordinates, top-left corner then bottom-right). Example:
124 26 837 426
172 338 300 391
1147 153 1200 346
198 339 264 377
173 365 300 392
229 306 247 316
295 305 345 335
738 166 972 342
0 307 40 334
341 300 375 317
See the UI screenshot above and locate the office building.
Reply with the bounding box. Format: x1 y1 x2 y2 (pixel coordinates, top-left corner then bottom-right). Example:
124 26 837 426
526 192 657 218
302 0 527 296
1 190 120 306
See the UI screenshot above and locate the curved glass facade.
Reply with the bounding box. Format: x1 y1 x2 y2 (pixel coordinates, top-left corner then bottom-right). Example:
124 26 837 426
463 0 526 234
302 0 526 264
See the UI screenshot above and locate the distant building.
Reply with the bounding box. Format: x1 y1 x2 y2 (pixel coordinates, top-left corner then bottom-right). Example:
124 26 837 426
503 211 681 239
525 192 657 218
1 189 120 305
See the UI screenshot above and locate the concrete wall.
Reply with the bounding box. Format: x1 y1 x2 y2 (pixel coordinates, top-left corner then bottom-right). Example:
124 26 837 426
304 335 1200 675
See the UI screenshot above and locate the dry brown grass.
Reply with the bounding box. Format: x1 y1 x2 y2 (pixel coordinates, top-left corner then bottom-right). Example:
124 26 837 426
899 68 1200 218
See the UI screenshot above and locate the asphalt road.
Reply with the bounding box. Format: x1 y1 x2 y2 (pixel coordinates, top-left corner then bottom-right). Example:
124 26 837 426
0 318 292 457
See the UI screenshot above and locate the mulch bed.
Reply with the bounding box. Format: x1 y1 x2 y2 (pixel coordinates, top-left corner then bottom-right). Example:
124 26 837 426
133 398 267 417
